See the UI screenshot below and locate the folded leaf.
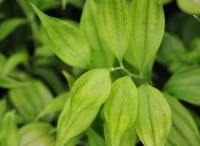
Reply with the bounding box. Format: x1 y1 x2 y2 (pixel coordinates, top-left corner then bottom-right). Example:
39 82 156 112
98 0 131 62
63 71 75 89
136 84 171 146
19 122 55 146
104 76 139 146
57 69 111 146
164 67 200 105
165 94 200 146
9 80 53 123
0 18 26 41
0 111 19 146
80 0 114 68
86 128 105 146
177 0 200 14
125 0 165 81
32 5 91 69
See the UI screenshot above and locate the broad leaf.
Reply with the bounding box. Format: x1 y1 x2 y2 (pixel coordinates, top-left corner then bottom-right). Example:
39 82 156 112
136 84 171 146
104 76 138 146
33 5 91 69
0 18 26 41
81 0 114 68
57 69 111 146
164 67 200 105
9 80 53 123
125 0 165 81
165 94 200 146
0 111 19 146
98 0 131 62
177 0 200 14
119 127 137 146
19 122 55 146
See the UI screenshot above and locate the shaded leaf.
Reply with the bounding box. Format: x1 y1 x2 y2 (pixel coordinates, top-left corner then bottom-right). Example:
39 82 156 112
0 18 26 41
164 66 200 105
9 80 53 123
165 94 200 146
86 128 105 146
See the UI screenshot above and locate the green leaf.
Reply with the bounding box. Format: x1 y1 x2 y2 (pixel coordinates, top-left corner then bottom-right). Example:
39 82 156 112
119 127 137 146
164 67 200 105
80 0 114 68
177 0 200 14
57 69 111 146
165 94 200 146
37 92 70 119
98 0 131 62
125 0 165 81
0 99 6 119
157 33 186 72
9 80 53 123
104 76 138 146
19 122 55 146
63 71 75 89
2 51 29 76
0 111 19 146
86 128 105 146
136 84 172 146
0 18 26 41
0 76 27 89
32 5 91 69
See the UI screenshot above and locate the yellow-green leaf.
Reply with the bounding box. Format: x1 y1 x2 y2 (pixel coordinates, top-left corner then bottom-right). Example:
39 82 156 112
57 69 111 146
104 76 138 146
136 84 171 146
32 5 91 69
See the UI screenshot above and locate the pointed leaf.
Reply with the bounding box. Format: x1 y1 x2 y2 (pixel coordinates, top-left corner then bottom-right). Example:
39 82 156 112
136 84 172 146
32 5 91 69
104 76 139 146
125 0 165 80
80 0 114 68
0 111 19 146
86 128 105 146
57 69 111 146
98 0 131 62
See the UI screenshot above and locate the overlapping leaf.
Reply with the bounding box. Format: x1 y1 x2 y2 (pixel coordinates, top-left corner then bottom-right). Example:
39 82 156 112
104 76 138 146
80 0 114 68
57 69 111 146
33 5 91 69
125 0 165 81
165 94 200 146
136 84 171 146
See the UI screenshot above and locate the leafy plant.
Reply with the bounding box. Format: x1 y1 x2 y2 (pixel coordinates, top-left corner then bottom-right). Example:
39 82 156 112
0 0 200 146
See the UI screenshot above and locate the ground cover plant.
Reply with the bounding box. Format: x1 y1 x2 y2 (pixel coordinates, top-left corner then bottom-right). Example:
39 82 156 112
0 0 200 146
